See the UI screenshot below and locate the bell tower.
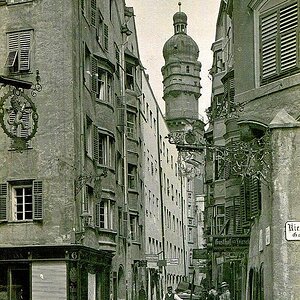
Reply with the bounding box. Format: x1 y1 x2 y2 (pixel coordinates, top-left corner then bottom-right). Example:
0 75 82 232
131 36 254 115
161 2 202 132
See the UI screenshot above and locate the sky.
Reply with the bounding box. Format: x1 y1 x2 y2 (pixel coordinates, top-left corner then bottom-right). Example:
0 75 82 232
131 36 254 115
126 0 220 120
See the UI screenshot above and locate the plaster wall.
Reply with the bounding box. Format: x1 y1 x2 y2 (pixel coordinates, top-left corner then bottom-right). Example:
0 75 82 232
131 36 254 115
0 0 75 245
271 126 300 299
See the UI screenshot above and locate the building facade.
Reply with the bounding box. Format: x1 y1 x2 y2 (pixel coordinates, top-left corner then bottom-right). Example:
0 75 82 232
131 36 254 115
205 0 300 299
0 1 193 299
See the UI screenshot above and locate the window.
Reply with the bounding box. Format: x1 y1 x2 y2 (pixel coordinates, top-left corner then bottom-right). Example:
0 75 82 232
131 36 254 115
260 1 299 82
96 199 114 230
129 214 138 241
213 49 224 74
128 164 137 190
0 181 43 222
214 205 225 234
98 132 114 167
6 30 32 72
127 111 136 138
0 264 30 300
97 69 113 103
125 62 135 90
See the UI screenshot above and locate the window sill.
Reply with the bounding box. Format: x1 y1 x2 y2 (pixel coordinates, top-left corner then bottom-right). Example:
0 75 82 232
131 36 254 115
7 220 42 224
7 1 33 6
95 98 114 110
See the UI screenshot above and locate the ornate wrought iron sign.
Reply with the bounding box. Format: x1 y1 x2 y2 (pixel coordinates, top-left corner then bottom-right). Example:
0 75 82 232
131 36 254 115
0 88 38 150
0 71 42 151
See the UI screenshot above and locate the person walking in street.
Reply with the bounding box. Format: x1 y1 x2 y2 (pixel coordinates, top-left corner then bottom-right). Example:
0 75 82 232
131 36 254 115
163 286 182 300
219 282 231 300
207 285 218 300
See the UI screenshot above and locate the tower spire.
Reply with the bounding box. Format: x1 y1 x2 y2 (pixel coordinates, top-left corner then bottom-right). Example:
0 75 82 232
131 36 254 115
178 2 182 12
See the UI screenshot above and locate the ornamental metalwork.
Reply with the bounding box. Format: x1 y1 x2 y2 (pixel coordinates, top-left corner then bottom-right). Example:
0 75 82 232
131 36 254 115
0 88 38 150
167 125 271 181
0 70 42 151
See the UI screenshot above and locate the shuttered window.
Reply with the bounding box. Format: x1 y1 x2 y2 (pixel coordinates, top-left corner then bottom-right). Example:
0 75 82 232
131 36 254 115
0 183 8 221
91 56 98 93
93 125 99 163
33 180 43 220
6 30 32 72
240 177 251 228
260 1 299 81
103 24 109 50
0 180 43 222
91 0 96 26
250 177 261 218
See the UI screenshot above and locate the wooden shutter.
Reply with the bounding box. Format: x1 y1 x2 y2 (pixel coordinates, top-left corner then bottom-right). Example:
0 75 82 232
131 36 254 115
261 12 278 78
95 201 100 228
91 0 96 26
19 31 31 71
0 183 7 221
93 125 99 163
103 24 108 50
91 56 98 93
279 2 298 71
250 177 261 218
240 177 250 228
7 32 19 68
33 181 43 220
234 197 242 234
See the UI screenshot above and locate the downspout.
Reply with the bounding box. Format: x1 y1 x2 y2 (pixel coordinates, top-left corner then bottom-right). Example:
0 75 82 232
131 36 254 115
180 167 187 278
156 110 166 295
121 31 129 300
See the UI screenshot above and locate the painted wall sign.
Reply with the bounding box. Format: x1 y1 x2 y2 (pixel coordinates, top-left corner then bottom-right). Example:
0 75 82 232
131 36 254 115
285 221 300 240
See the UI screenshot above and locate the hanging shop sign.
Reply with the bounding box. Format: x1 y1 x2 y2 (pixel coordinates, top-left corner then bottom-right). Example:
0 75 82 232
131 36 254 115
285 221 300 241
192 249 207 259
0 72 42 151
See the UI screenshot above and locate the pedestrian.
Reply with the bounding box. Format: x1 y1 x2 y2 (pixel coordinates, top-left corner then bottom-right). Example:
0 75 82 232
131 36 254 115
207 285 218 300
219 282 231 300
163 286 182 300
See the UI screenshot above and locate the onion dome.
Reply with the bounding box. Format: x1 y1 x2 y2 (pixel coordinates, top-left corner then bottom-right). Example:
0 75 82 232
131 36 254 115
173 11 187 26
163 33 199 62
163 3 199 62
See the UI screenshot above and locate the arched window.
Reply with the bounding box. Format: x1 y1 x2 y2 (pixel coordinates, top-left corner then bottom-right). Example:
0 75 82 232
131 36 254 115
186 66 190 73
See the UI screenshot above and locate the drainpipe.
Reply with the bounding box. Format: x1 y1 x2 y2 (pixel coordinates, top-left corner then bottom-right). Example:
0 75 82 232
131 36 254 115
156 109 166 297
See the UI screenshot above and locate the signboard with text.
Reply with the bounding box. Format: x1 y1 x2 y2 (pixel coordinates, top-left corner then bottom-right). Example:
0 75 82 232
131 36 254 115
286 221 300 240
212 235 250 250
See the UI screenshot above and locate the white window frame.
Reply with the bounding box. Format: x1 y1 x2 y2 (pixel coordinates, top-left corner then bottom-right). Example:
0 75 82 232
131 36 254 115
12 184 33 221
129 214 138 241
98 132 114 167
97 199 114 230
